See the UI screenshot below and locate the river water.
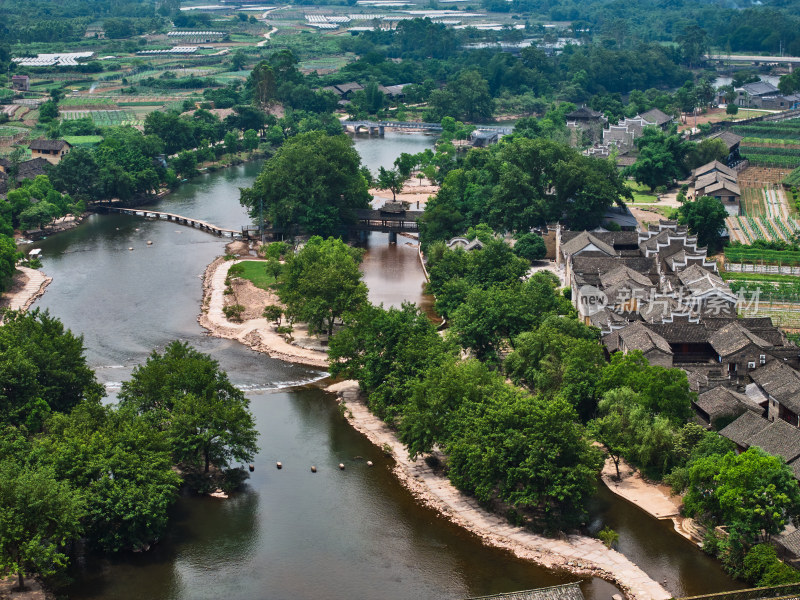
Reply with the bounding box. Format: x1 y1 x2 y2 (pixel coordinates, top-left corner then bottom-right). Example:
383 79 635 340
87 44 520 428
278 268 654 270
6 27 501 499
27 132 740 600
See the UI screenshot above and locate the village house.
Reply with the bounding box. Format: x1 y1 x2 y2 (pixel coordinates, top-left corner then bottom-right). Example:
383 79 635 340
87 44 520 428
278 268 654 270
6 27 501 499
565 106 606 144
28 138 71 165
706 130 743 166
691 160 741 215
11 75 29 91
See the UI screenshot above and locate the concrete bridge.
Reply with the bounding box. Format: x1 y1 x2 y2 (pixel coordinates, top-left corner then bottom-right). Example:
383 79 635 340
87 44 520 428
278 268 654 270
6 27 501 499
98 206 243 238
341 120 513 136
705 53 800 71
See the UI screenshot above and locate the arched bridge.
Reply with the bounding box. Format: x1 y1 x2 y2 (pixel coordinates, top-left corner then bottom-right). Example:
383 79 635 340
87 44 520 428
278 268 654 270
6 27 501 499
97 206 243 238
341 120 513 136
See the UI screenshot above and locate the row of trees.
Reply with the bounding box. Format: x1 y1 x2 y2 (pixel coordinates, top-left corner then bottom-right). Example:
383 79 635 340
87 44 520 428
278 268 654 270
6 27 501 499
0 311 259 588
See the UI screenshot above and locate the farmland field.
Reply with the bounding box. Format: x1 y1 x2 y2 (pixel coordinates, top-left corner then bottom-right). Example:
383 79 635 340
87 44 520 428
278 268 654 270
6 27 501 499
60 109 140 126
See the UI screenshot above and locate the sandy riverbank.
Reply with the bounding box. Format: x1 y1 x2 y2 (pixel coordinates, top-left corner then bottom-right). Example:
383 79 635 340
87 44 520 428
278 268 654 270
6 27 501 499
197 254 329 369
328 380 671 600
0 266 52 314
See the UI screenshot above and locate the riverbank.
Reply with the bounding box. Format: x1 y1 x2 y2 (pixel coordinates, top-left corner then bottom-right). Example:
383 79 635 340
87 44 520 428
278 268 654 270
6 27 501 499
197 254 329 369
328 380 671 600
0 266 52 313
601 458 709 549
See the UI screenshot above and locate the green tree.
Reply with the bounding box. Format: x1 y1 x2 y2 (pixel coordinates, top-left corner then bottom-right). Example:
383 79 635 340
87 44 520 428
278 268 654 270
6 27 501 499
0 459 84 589
626 126 693 191
119 342 259 483
727 103 739 117
224 130 240 155
512 233 546 262
376 167 404 202
0 235 19 292
242 128 259 151
685 138 729 170
231 49 247 71
0 309 103 430
38 101 59 123
329 302 449 421
597 351 694 424
678 195 728 251
240 132 371 238
447 391 603 529
447 70 494 122
37 402 181 552
279 236 367 336
248 60 276 108
684 448 800 547
505 316 604 419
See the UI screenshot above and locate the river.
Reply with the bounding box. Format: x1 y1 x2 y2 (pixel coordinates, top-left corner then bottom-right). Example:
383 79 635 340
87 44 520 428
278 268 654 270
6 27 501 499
27 132 740 600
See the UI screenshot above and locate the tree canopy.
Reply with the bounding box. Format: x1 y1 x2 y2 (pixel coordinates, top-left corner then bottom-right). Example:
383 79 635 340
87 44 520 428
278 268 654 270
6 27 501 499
240 132 371 238
279 236 368 336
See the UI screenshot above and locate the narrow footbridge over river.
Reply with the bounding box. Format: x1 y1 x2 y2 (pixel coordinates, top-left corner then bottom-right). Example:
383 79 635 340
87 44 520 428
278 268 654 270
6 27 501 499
97 206 243 238
341 120 513 136
98 205 423 244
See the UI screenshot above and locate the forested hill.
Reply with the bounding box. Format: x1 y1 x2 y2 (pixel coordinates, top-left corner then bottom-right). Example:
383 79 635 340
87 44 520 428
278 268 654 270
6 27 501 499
0 0 160 44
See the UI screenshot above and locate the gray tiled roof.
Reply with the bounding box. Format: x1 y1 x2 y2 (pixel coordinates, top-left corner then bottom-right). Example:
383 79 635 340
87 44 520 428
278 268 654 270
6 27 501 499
721 412 800 464
599 265 653 289
29 138 70 152
692 160 736 181
742 81 780 96
561 231 615 257
695 385 762 421
719 411 770 446
709 130 743 150
638 108 672 126
617 321 673 355
750 360 800 414
708 322 771 357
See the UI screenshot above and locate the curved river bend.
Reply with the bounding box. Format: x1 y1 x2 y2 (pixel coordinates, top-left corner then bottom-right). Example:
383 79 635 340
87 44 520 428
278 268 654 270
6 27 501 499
28 132 739 600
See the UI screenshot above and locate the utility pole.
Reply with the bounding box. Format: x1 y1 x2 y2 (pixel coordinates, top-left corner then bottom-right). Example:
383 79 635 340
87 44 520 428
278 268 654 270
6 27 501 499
259 196 264 244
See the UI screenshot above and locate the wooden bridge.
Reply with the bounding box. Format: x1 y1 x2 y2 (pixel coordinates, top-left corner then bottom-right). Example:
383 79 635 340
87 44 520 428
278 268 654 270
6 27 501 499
97 206 243 238
353 208 423 242
341 120 513 136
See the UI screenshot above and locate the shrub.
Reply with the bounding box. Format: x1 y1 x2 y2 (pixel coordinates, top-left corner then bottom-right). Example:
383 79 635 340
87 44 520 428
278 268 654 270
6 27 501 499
598 526 619 549
223 304 244 321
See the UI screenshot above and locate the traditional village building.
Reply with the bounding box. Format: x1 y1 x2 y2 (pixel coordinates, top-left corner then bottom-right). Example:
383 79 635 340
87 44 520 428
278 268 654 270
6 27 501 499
690 160 741 214
565 106 606 144
11 75 29 91
693 385 763 429
29 138 71 165
706 131 743 166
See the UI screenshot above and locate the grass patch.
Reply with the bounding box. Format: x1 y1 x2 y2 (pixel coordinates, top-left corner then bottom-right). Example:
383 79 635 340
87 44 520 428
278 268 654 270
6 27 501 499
625 180 659 203
231 260 278 290
62 135 103 146
720 271 800 283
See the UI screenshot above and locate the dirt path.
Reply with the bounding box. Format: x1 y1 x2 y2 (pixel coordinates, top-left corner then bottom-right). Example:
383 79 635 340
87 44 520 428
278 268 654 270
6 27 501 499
257 27 278 47
198 257 329 368
330 381 672 600
0 267 51 314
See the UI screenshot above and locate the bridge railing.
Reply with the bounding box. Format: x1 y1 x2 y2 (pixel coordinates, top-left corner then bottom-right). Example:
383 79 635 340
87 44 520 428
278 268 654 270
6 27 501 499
675 582 800 600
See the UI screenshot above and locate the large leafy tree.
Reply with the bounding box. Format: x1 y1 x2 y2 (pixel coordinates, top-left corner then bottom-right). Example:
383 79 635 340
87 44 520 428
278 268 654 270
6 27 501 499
119 341 259 482
37 402 181 552
0 459 84 589
625 126 693 191
596 350 694 424
505 316 604 420
684 448 800 547
279 236 368 336
449 273 575 362
329 302 450 421
239 132 371 238
0 309 104 430
678 195 728 251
